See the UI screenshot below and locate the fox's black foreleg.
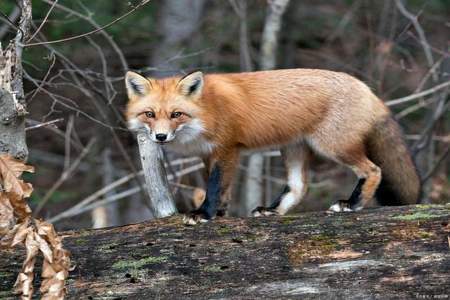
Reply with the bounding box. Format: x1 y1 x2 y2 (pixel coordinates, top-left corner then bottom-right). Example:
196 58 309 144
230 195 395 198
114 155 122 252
184 165 221 225
199 165 222 218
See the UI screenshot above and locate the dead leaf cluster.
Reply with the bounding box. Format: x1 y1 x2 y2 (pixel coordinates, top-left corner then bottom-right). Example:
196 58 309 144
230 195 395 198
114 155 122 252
0 154 71 300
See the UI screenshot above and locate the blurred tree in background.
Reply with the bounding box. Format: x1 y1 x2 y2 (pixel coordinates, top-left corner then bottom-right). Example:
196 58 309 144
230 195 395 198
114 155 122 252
0 0 448 230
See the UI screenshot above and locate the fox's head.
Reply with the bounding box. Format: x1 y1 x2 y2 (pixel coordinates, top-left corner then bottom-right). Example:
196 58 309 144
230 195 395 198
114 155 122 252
125 71 205 144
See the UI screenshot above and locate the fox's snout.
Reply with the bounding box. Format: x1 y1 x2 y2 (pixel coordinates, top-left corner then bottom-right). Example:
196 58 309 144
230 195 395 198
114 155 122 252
150 120 175 143
155 133 168 142
151 130 174 143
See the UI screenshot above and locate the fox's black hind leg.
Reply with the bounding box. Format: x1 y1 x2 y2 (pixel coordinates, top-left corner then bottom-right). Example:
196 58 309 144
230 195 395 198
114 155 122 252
252 186 290 216
328 178 366 212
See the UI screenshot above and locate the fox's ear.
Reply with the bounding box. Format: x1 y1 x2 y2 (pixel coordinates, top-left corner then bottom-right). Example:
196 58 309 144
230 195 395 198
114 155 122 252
125 71 152 97
178 71 204 97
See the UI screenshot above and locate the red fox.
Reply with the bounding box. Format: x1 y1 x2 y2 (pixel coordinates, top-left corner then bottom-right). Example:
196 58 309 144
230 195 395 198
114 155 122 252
125 69 420 224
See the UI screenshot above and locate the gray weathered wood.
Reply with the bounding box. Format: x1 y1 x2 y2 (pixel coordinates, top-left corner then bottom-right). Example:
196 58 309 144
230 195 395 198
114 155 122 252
1 204 449 299
0 0 32 160
137 131 177 218
0 90 27 159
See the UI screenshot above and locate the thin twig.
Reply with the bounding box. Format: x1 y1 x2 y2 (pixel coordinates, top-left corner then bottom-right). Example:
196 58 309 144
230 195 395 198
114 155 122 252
34 139 96 216
395 0 436 81
73 181 199 219
421 145 450 184
386 80 450 106
27 51 56 102
47 163 205 223
25 0 151 47
0 7 24 37
26 0 58 42
0 6 21 39
64 115 74 171
25 118 63 131
395 97 437 120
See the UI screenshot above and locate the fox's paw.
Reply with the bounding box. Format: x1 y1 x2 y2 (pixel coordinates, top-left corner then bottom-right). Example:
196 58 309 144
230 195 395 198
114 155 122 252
252 206 279 217
327 200 362 213
183 210 210 226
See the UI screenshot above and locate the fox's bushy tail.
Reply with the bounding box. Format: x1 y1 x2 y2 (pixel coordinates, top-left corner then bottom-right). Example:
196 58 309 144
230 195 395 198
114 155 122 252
367 116 421 205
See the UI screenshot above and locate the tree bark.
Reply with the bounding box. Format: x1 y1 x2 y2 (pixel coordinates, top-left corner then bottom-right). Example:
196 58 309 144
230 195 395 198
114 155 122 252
0 0 32 160
137 131 177 218
260 0 290 70
150 0 207 75
1 204 449 299
91 148 121 228
244 153 264 215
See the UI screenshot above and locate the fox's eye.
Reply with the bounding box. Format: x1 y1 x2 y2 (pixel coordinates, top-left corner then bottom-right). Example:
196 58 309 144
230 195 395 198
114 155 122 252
145 111 155 118
171 111 183 118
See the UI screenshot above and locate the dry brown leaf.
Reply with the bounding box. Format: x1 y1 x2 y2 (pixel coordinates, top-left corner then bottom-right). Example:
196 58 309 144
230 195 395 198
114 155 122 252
36 219 59 245
0 156 71 299
0 154 34 198
14 229 39 300
41 274 66 300
36 219 71 299
10 220 71 300
35 232 53 264
0 154 34 222
42 259 57 278
0 219 26 248
0 194 14 234
7 191 32 222
11 219 32 247
23 230 39 273
14 272 34 300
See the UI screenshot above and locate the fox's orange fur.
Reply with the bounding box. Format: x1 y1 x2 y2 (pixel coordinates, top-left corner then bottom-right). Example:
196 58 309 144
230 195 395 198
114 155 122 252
125 68 420 222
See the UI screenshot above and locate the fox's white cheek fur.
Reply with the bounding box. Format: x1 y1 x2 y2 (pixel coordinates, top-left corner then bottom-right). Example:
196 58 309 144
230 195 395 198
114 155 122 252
128 118 154 137
127 118 145 131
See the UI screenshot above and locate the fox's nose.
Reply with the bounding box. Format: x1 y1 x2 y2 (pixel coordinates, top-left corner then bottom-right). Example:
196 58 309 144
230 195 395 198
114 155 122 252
155 133 167 142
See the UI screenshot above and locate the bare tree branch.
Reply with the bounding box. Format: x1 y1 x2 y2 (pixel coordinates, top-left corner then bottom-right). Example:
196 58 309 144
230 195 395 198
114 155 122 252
34 138 96 216
25 0 151 48
386 80 450 106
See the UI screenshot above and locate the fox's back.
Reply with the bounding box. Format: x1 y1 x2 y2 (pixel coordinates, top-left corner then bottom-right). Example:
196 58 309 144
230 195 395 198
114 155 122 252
202 69 388 148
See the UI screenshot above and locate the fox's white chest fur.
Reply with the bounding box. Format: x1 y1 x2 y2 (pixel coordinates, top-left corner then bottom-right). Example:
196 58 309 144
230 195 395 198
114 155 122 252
165 136 215 156
164 119 215 156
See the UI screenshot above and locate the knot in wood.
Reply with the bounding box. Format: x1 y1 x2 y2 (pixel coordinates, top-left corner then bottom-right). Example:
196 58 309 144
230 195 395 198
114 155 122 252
138 135 148 143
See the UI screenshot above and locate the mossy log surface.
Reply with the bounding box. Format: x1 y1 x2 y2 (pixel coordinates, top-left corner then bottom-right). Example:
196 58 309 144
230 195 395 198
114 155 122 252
1 204 450 299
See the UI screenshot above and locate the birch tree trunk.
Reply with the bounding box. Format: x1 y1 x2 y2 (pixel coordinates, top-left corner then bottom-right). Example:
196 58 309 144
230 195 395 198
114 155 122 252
260 0 290 71
243 0 290 215
92 148 121 228
0 0 31 160
150 0 207 75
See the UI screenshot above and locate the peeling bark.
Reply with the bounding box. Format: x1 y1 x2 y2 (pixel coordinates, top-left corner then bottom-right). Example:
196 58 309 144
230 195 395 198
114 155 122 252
1 204 449 299
0 90 27 160
0 0 32 160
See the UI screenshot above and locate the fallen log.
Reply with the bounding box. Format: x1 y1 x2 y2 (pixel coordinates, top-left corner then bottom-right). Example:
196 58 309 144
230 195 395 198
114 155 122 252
1 204 449 299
